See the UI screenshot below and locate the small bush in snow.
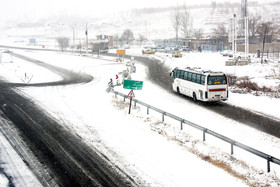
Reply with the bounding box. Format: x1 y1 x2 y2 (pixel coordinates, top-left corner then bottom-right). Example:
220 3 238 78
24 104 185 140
228 74 280 98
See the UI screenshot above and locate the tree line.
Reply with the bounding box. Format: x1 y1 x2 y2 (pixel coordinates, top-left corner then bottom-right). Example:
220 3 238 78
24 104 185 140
57 4 280 53
171 4 280 43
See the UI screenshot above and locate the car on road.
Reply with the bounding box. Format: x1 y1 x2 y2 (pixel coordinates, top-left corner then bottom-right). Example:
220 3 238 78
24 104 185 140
220 50 233 57
235 52 250 60
142 49 156 54
172 51 182 58
182 46 189 52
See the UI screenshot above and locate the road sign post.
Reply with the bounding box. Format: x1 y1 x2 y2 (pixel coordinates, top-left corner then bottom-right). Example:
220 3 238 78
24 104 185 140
116 50 126 62
124 80 143 114
126 90 135 114
128 97 132 114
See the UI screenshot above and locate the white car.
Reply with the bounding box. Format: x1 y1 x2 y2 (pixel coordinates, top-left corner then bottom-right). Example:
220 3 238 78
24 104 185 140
221 50 233 57
234 52 250 60
182 46 189 52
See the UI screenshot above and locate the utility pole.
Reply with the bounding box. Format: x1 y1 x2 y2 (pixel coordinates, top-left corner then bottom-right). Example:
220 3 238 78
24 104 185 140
241 0 248 18
241 0 248 36
85 24 88 55
72 26 75 54
244 17 249 56
241 0 249 56
231 14 237 54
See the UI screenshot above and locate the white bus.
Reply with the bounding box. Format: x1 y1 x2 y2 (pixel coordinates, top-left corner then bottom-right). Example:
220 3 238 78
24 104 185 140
170 67 228 102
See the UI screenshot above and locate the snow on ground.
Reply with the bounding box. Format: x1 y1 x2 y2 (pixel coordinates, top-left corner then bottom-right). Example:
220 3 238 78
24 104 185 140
0 51 61 83
0 48 280 186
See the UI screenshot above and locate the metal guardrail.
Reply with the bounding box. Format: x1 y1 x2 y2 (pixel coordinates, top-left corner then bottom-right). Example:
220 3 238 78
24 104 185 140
111 90 280 173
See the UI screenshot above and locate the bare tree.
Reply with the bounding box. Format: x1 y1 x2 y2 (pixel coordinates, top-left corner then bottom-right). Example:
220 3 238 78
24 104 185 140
181 5 192 38
277 25 280 40
56 37 70 52
113 34 120 48
212 23 228 44
171 6 182 43
248 14 261 43
120 29 134 46
137 34 147 46
194 28 204 39
257 21 277 63
77 42 82 54
211 1 217 14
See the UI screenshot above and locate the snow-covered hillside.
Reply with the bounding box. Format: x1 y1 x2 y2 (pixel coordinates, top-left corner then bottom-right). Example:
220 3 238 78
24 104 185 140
1 1 280 47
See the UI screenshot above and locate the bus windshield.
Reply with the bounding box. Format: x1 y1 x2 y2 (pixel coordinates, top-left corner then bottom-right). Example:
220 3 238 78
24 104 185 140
207 76 227 85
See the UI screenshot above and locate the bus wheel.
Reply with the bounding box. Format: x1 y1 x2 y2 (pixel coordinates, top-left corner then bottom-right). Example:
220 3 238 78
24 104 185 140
193 92 197 102
177 87 180 95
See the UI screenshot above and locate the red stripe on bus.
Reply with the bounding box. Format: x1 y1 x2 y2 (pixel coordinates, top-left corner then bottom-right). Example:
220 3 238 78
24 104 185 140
209 89 226 92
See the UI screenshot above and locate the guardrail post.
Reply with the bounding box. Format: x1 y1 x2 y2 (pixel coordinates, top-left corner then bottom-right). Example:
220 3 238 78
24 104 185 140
231 141 235 155
123 96 126 102
109 91 280 171
134 100 136 108
203 128 206 141
267 156 272 172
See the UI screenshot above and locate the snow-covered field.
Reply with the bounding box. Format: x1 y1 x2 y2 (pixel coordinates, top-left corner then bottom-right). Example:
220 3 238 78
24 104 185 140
0 48 280 186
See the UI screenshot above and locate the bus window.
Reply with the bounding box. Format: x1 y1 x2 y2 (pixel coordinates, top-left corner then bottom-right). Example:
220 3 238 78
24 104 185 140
183 71 188 80
208 76 227 85
180 71 184 79
192 73 196 82
176 70 181 78
188 72 192 81
201 75 205 85
196 74 201 84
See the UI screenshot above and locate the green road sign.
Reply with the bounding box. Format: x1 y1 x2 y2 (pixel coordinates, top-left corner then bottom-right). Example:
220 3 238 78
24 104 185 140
123 80 143 90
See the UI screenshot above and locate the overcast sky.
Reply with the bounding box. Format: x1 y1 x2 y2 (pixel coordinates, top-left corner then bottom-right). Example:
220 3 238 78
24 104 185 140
0 0 273 26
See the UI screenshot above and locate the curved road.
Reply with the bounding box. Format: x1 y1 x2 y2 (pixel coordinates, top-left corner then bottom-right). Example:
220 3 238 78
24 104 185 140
139 55 280 138
0 53 137 186
110 54 280 139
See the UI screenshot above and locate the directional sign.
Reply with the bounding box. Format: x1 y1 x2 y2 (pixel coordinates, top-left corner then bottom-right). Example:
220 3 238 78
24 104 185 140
117 49 126 55
123 80 143 90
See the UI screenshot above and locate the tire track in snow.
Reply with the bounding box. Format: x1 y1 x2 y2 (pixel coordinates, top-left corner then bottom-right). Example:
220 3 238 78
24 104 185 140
0 53 139 186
